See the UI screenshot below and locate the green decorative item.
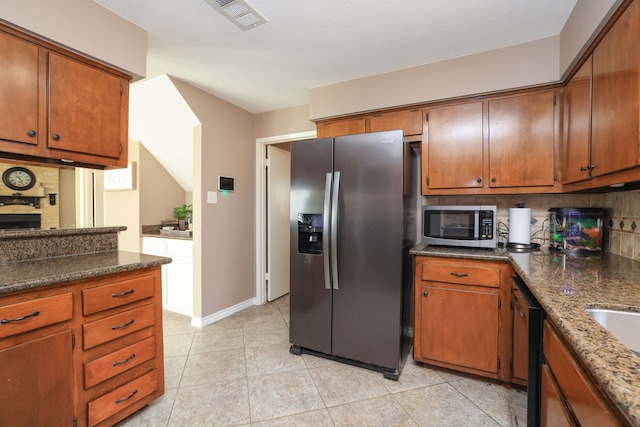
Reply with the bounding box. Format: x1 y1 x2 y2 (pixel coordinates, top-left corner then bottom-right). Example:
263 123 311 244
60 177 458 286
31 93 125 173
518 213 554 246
173 204 192 231
173 204 192 219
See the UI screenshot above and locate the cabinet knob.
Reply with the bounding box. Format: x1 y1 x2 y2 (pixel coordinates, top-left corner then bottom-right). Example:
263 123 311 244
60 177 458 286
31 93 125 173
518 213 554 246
423 291 428 297
27 130 36 137
491 177 496 182
52 133 60 141
476 178 482 183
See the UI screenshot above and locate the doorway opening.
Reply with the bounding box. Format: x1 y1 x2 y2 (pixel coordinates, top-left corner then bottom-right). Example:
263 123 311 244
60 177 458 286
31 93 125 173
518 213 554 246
255 131 316 305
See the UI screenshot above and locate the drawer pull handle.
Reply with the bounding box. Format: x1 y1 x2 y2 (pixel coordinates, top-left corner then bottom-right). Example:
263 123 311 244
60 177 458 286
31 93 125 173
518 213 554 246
111 289 135 298
450 272 469 277
111 319 135 330
112 353 136 367
1 311 40 324
115 389 138 404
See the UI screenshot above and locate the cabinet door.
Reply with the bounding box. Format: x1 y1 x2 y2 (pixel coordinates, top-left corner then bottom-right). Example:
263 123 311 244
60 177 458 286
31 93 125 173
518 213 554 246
541 363 576 427
591 0 640 177
48 52 127 162
543 321 619 427
418 284 499 373
0 330 74 427
563 58 592 184
317 117 365 138
488 91 556 187
426 102 483 189
369 109 423 136
0 30 40 146
511 289 528 383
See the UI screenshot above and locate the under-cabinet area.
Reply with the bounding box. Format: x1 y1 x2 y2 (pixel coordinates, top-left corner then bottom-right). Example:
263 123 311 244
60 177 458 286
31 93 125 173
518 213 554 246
0 267 165 427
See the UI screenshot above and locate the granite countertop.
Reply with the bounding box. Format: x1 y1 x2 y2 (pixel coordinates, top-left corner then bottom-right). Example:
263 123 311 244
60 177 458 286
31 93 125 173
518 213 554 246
411 243 640 426
0 250 172 295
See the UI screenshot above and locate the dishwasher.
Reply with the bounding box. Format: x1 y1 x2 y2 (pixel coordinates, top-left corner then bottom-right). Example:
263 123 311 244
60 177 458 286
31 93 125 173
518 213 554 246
512 274 545 427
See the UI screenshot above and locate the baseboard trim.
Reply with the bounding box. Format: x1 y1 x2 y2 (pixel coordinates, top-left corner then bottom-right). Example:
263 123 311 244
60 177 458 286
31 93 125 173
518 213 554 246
190 298 257 327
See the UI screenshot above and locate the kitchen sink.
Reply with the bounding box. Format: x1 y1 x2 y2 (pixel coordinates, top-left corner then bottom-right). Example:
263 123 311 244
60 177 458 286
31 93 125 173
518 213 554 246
585 308 640 356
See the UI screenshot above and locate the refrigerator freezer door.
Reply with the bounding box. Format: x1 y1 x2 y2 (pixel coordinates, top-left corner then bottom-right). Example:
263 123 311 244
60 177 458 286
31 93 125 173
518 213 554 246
332 130 404 370
290 138 333 355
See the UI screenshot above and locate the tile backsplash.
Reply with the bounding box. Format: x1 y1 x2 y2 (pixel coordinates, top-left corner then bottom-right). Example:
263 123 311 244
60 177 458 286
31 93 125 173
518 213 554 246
423 189 640 261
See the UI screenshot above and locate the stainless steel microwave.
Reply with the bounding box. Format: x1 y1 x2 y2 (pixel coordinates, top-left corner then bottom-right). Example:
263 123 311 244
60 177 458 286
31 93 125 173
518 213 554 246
422 205 497 248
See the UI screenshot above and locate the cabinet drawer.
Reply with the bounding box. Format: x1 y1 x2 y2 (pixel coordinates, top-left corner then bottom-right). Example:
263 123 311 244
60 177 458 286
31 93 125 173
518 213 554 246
87 369 158 427
84 336 156 389
0 293 72 339
543 321 617 427
421 262 500 287
82 273 155 316
83 304 155 350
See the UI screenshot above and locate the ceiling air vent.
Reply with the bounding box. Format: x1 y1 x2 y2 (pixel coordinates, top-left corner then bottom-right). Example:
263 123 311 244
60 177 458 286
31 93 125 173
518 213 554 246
204 0 267 30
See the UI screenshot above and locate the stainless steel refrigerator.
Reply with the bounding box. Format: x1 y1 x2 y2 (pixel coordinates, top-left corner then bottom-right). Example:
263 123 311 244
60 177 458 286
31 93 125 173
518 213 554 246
289 130 416 380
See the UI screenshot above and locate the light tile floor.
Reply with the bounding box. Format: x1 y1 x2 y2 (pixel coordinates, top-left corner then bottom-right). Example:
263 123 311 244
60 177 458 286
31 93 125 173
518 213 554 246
117 295 527 426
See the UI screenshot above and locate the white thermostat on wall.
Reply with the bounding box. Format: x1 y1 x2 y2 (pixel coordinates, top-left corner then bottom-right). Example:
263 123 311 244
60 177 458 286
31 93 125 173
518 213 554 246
218 176 234 192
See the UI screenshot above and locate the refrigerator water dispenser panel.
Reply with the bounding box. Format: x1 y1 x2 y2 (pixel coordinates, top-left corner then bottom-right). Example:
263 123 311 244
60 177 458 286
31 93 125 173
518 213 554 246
297 213 323 254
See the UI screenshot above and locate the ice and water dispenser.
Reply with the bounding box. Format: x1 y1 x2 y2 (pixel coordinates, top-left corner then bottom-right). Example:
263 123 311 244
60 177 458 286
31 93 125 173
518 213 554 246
297 213 323 254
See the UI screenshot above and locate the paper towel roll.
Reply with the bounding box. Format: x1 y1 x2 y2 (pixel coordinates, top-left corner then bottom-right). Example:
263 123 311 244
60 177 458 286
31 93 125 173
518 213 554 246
509 207 531 244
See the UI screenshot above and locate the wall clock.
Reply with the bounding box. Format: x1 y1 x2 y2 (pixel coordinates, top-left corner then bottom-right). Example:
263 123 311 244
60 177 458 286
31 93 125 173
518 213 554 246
2 167 36 191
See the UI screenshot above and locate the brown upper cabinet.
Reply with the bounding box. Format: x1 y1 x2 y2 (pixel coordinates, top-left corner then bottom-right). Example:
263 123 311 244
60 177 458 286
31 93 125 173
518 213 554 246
563 57 592 184
591 0 640 178
488 90 557 188
0 30 43 155
425 101 484 190
564 0 640 191
0 24 130 169
316 109 423 139
368 109 423 136
422 90 559 195
317 117 366 138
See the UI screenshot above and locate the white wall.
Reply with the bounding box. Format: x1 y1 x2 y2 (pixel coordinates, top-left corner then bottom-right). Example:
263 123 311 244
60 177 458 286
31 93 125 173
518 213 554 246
559 0 620 77
170 77 255 320
1 0 146 78
308 1 620 121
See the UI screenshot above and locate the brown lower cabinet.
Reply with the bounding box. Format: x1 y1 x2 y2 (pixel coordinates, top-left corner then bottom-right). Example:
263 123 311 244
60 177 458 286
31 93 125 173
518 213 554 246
413 256 512 381
0 267 164 427
542 320 625 427
510 284 528 385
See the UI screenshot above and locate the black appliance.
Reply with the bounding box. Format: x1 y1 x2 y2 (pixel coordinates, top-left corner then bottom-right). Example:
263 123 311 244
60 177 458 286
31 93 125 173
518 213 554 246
512 274 545 427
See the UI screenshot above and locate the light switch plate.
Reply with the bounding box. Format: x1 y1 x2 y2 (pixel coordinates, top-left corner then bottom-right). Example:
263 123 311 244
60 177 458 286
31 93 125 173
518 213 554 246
207 191 218 204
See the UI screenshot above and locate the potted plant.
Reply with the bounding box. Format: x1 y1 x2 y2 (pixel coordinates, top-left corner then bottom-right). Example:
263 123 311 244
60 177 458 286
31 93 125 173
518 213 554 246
173 204 192 230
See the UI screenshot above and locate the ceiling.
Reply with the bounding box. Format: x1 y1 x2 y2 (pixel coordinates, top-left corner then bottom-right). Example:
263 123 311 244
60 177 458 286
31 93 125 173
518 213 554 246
94 0 577 114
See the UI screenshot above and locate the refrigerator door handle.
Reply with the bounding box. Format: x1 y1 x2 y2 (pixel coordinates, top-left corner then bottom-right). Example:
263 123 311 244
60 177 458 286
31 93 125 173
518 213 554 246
331 171 340 290
323 173 332 290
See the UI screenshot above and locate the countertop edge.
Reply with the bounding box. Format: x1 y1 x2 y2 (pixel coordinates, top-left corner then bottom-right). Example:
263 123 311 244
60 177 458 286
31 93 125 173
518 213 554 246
0 251 172 295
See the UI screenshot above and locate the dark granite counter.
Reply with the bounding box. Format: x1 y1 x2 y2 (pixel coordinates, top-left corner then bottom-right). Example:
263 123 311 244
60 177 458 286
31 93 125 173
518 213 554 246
0 226 171 295
411 243 640 426
0 250 171 295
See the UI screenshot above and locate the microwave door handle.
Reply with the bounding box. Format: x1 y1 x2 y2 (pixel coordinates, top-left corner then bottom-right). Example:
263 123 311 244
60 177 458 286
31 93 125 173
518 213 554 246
323 173 332 290
474 211 480 239
331 171 340 290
